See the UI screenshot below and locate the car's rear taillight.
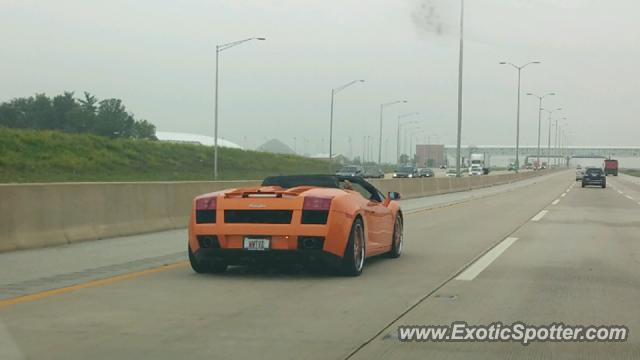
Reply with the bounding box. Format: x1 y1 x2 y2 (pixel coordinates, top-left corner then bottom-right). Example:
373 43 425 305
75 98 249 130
303 196 332 211
302 197 332 225
195 196 217 224
196 196 217 210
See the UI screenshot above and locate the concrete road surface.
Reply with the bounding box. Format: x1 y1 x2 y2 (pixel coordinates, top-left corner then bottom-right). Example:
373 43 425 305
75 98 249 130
1 171 639 359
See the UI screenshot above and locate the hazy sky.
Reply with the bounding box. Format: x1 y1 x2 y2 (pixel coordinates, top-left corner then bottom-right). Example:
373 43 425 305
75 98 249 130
1 0 639 161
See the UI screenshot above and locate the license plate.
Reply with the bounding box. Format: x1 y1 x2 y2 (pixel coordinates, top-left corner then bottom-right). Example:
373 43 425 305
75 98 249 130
243 237 270 251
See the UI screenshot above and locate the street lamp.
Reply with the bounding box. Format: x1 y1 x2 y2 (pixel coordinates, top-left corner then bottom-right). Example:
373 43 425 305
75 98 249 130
555 119 567 166
396 112 419 164
526 92 555 166
378 100 407 164
542 108 562 166
403 125 421 163
499 61 541 172
410 130 424 165
329 80 365 169
214 37 266 179
455 0 465 178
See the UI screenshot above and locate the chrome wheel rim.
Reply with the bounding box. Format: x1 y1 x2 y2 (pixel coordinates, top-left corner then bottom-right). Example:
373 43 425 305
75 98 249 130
354 224 365 271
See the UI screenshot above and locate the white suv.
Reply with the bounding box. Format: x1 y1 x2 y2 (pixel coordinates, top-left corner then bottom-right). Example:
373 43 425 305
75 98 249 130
575 165 584 181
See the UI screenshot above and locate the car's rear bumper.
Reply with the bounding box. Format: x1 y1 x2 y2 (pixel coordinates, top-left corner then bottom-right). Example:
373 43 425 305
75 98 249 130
189 210 355 258
582 179 605 185
193 247 343 266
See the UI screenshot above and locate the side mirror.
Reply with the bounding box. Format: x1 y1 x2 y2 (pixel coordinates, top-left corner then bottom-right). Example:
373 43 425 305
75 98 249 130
388 191 401 201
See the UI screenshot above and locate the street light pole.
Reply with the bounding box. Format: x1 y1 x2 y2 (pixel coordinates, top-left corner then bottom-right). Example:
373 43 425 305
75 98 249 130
329 80 365 170
214 37 266 180
542 108 562 167
455 0 465 178
526 92 555 166
378 100 407 164
499 61 541 173
403 125 421 162
396 113 419 164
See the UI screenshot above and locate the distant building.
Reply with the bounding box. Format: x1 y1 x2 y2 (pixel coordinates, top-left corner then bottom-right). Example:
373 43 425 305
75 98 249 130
155 131 243 149
416 144 445 168
257 139 296 155
308 153 348 164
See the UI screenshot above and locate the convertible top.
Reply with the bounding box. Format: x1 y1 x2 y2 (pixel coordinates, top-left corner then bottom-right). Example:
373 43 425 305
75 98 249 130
261 175 340 189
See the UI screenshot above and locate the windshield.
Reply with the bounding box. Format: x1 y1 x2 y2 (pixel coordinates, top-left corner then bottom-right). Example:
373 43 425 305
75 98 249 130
2 2 639 359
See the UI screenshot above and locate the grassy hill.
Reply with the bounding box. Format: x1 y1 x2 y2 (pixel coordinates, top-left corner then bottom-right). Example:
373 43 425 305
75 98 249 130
0 128 338 183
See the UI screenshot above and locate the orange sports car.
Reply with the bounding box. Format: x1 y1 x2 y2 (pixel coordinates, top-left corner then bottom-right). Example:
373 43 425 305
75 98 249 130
188 175 403 276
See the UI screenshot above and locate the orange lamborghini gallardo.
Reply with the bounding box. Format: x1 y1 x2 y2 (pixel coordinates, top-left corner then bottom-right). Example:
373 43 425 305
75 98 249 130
188 175 403 276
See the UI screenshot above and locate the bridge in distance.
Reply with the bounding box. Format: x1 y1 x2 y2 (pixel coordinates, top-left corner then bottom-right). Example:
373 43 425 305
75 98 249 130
443 145 640 164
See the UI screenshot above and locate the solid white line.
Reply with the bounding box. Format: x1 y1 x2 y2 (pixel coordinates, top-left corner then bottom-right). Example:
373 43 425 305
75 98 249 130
456 237 519 281
552 199 560 205
531 210 549 222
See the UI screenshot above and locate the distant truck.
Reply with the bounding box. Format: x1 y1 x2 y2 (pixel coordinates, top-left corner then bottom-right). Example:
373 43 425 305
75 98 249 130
533 160 540 170
604 159 619 176
470 153 489 175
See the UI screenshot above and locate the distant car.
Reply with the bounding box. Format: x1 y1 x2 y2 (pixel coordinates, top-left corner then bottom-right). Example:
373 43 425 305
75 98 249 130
582 168 606 188
393 166 418 178
417 168 434 178
469 165 483 176
363 166 384 179
439 165 447 169
336 165 364 177
575 168 584 181
446 168 460 177
188 175 404 276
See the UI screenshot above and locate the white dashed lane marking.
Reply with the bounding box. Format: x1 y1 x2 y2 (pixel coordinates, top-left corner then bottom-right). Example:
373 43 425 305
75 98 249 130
456 237 519 281
531 210 549 222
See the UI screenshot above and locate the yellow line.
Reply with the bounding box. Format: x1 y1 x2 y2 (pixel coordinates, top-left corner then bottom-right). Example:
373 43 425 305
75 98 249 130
0 261 188 309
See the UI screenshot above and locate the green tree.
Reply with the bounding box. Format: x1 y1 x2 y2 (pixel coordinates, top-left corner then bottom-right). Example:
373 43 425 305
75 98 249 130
0 92 156 140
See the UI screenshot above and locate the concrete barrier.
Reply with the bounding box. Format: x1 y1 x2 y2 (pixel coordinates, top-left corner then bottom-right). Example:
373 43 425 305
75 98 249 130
0 180 260 252
0 171 552 252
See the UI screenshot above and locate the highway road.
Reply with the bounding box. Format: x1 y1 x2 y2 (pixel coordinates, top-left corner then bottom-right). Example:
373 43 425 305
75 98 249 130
383 168 524 179
1 172 639 359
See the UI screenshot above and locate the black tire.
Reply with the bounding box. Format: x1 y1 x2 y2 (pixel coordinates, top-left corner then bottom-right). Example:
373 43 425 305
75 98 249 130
602 183 606 188
188 245 227 274
386 214 403 258
581 182 585 188
340 218 366 276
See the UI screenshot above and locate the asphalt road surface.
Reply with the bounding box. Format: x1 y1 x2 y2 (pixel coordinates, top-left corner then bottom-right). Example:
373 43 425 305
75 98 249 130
1 171 639 359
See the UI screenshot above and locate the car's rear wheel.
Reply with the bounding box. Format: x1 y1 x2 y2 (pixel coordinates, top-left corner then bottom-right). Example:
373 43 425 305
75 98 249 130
581 182 585 188
602 183 606 188
340 218 365 276
188 245 227 274
386 214 403 258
